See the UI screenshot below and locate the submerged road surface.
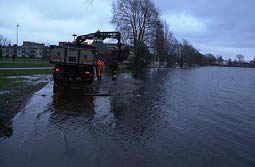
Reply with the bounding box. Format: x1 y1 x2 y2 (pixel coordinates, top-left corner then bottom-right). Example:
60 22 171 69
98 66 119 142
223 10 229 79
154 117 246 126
1 67 255 167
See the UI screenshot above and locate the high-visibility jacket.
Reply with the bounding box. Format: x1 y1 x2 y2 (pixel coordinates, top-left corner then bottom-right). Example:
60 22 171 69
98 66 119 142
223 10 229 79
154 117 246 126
96 60 104 70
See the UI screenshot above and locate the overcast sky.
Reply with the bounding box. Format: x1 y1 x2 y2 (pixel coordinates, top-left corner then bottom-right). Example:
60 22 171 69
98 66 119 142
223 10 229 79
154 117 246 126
0 0 254 60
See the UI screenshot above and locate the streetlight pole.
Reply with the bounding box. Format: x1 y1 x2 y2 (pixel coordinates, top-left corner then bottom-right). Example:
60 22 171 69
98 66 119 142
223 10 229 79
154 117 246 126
72 33 77 41
16 24 19 45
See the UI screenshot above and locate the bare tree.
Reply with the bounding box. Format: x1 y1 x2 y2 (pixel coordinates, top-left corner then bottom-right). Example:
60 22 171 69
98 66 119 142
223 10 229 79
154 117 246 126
154 20 172 63
227 58 233 66
0 35 11 61
216 55 224 65
0 34 11 46
181 39 192 66
84 0 94 9
162 20 178 66
179 39 202 67
154 20 165 64
236 54 244 63
111 0 159 60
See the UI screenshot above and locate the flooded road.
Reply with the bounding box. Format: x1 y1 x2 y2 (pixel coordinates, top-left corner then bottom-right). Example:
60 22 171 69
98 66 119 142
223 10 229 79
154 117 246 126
1 67 255 167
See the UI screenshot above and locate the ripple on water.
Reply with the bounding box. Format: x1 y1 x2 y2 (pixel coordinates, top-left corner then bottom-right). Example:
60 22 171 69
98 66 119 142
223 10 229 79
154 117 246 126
1 68 255 167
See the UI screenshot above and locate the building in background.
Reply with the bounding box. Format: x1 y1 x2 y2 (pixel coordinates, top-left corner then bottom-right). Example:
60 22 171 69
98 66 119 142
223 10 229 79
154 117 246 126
1 41 49 59
22 41 45 58
1 45 14 58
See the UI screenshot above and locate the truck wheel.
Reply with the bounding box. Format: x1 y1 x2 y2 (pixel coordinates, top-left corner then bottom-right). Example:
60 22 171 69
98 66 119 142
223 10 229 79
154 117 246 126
53 85 57 93
87 77 94 83
53 78 61 85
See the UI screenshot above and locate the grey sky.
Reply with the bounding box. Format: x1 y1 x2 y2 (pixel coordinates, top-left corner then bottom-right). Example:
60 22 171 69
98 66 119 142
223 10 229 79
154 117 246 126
0 0 254 60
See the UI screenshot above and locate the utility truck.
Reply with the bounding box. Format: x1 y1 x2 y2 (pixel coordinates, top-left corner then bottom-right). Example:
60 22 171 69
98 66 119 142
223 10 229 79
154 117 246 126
49 31 129 85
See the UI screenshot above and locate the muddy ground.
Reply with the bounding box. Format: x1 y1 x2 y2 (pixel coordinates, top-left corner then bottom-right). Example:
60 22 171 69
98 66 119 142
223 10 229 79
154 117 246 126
0 75 50 137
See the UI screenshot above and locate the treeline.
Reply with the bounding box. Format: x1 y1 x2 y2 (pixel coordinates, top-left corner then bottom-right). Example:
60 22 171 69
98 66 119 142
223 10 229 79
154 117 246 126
204 54 255 68
111 0 217 68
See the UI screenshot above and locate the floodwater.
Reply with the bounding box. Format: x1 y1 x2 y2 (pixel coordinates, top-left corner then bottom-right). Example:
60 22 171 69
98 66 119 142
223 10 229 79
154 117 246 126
1 67 255 167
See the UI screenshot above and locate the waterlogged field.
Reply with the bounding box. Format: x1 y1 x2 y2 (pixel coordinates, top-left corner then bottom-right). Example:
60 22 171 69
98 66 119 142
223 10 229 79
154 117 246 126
0 69 52 137
0 67 255 167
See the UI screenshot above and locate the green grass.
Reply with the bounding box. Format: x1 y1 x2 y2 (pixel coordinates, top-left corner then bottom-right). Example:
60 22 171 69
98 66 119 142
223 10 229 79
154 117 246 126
0 57 53 68
0 77 23 137
1 57 49 63
0 69 52 91
0 70 52 109
0 78 13 90
0 69 52 77
0 63 53 68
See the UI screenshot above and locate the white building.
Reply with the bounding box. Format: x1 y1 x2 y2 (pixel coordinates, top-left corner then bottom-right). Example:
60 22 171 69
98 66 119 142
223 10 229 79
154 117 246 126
1 41 48 59
1 45 14 58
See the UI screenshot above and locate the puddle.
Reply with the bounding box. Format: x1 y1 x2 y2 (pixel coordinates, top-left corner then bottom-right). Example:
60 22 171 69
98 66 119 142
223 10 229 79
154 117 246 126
6 74 52 85
0 90 10 95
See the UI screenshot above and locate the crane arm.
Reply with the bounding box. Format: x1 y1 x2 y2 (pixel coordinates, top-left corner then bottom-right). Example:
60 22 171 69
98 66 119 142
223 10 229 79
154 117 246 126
76 31 121 48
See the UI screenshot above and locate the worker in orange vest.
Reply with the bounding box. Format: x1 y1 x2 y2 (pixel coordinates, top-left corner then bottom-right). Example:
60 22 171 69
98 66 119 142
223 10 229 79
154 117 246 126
95 58 104 81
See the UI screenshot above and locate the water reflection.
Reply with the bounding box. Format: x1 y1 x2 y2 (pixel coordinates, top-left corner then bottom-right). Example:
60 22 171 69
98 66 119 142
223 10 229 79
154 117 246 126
52 87 95 114
48 71 168 146
107 69 170 145
2 67 255 167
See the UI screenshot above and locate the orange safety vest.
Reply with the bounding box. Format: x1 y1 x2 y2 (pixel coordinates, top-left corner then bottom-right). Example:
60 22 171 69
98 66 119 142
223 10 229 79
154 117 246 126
96 60 104 70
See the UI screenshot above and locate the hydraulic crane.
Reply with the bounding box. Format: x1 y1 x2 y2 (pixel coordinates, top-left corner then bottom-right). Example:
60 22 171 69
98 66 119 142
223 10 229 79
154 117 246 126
76 31 122 49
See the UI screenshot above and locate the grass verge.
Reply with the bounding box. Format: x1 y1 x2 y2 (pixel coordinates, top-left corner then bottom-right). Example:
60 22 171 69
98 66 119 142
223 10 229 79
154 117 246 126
0 69 52 138
0 57 52 68
1 57 49 63
0 69 52 78
0 63 53 68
